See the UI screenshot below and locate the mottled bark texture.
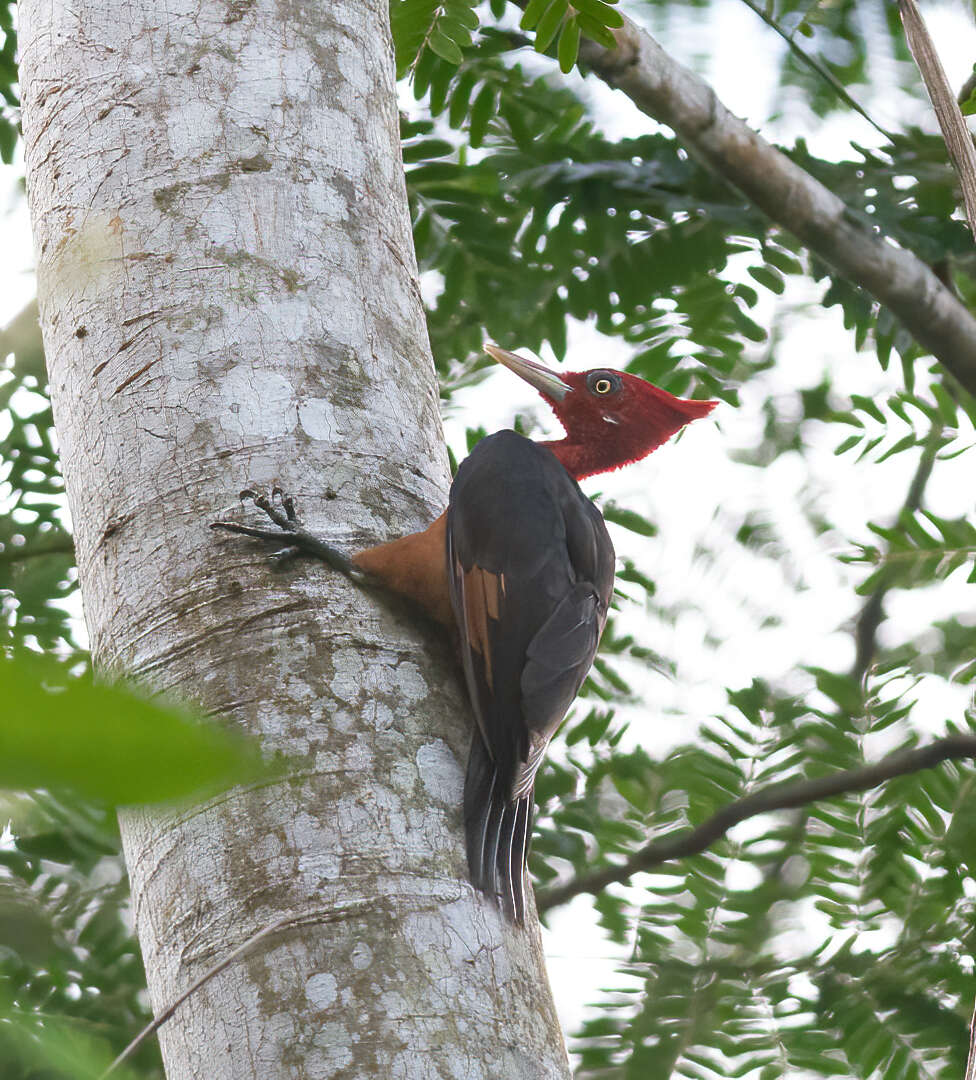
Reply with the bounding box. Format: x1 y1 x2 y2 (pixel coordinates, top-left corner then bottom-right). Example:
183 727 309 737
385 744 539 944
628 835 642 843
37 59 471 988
18 1 570 1077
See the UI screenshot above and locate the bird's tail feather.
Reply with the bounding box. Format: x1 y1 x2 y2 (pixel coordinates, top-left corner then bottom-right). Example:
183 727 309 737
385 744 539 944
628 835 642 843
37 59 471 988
464 735 534 923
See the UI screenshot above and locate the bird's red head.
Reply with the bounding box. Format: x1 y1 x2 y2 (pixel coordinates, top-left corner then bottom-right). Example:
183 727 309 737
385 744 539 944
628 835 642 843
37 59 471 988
485 344 717 480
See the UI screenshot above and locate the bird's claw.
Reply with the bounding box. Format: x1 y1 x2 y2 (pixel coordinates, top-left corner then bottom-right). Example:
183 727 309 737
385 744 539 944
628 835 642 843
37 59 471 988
272 487 297 522
236 487 298 532
269 545 301 565
211 488 369 583
211 487 303 552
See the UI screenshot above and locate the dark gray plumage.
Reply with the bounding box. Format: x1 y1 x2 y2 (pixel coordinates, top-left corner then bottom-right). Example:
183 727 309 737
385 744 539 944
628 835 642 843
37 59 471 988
447 431 614 922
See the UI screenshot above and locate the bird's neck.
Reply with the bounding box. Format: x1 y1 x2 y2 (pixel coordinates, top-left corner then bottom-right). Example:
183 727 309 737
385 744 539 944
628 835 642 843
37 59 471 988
540 438 628 481
538 393 716 480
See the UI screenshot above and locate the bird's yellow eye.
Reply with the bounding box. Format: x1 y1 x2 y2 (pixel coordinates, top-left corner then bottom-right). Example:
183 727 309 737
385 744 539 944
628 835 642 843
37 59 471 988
586 370 621 396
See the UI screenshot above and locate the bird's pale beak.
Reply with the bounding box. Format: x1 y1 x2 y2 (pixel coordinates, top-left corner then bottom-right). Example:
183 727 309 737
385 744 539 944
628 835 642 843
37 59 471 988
484 344 571 402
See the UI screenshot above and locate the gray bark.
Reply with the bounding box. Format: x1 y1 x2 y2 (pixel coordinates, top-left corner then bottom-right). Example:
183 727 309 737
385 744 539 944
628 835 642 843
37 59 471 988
18 0 570 1076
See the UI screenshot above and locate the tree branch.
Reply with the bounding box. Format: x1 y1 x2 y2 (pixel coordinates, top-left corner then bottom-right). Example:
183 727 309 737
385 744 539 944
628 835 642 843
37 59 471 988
851 417 943 682
575 20 976 393
0 534 75 564
737 0 893 141
966 994 976 1080
898 0 976 239
101 902 377 1078
536 734 976 913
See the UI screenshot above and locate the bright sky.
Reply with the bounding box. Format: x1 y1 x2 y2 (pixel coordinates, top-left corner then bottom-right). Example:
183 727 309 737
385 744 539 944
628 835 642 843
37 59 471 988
3 0 976 1052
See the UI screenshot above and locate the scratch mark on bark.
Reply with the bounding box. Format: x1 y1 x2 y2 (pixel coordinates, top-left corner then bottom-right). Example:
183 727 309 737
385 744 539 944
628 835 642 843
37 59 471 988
113 357 159 395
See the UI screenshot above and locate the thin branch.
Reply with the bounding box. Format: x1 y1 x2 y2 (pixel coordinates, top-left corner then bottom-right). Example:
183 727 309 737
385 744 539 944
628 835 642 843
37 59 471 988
0 301 44 379
737 0 893 141
572 18 976 392
536 734 976 912
0 535 75 565
851 417 943 682
898 0 976 239
966 994 976 1080
101 901 377 1078
959 71 976 113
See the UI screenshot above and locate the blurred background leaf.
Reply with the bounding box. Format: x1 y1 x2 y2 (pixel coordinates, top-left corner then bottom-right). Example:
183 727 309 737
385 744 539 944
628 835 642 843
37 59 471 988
1 652 270 805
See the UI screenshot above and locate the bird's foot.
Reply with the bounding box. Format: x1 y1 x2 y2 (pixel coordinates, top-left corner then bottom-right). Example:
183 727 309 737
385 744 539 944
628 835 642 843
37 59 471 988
211 487 370 583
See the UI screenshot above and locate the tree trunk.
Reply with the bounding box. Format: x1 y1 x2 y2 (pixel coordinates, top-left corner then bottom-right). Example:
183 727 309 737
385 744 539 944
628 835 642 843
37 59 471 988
18 1 570 1076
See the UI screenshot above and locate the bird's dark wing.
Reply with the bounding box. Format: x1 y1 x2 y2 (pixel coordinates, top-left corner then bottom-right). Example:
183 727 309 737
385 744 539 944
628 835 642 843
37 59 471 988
447 430 614 921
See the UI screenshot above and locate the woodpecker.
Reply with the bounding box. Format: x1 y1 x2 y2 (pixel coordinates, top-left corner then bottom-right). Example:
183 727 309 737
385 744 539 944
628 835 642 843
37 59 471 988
213 345 716 923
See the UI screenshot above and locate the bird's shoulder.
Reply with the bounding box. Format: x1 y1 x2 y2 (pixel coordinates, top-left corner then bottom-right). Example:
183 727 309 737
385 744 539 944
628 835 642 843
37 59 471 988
447 429 613 600
451 430 569 498
450 430 603 534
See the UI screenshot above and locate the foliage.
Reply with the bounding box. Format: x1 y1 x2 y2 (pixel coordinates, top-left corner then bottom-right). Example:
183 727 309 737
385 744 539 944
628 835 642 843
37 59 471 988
0 659 269 1078
841 508 976 595
0 793 160 1080
737 0 914 124
547 679 975 1079
3 0 976 1078
402 37 774 399
0 657 270 1077
0 306 76 657
0 309 267 1073
2 651 270 803
0 0 15 163
392 0 623 76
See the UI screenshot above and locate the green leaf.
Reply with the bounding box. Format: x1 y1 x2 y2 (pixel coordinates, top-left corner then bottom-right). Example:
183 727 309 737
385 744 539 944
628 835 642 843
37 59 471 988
0 116 15 165
602 502 658 537
468 82 496 148
436 18 472 51
573 0 624 30
428 29 464 66
0 1003 143 1080
402 138 454 163
557 14 581 73
0 653 268 804
448 2 478 31
748 265 785 295
447 69 478 128
834 433 861 455
534 0 567 53
616 559 656 595
520 0 552 29
545 292 568 359
808 666 863 714
575 11 617 47
961 65 976 115
850 393 885 424
876 432 917 463
761 245 803 276
931 381 959 425
391 0 440 78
